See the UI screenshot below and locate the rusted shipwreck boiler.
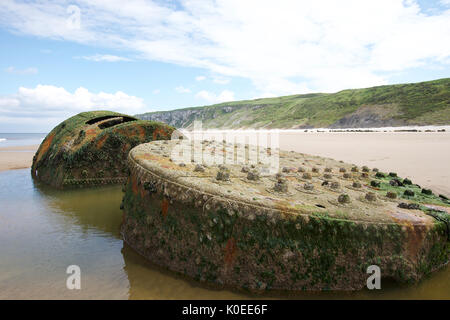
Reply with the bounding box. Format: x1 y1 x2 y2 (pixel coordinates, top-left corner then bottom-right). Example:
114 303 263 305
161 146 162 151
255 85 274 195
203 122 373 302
32 110 174 188
121 139 449 291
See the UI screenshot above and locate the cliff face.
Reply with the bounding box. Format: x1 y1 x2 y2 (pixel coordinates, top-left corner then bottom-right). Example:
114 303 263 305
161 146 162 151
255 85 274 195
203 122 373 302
139 107 408 129
138 109 203 128
136 78 450 129
137 104 244 129
329 105 407 128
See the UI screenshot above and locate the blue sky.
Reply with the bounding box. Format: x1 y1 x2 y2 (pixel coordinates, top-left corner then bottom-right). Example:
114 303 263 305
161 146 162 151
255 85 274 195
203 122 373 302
0 0 449 132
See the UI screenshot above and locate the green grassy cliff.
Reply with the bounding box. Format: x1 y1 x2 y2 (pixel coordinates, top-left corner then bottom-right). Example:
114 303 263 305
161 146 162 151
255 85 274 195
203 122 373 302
137 78 450 129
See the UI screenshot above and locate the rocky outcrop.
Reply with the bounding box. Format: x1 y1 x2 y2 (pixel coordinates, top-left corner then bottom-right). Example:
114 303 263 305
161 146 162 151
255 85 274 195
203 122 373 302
330 105 407 128
138 109 204 128
137 105 243 128
138 104 409 130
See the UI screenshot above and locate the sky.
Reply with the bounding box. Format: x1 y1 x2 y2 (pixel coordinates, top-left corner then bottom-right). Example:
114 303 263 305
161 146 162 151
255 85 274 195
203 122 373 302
0 0 449 132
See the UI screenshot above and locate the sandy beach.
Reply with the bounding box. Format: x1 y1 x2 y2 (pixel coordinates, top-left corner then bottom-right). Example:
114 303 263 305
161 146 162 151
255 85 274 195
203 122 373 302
197 130 450 197
279 131 450 197
0 145 38 172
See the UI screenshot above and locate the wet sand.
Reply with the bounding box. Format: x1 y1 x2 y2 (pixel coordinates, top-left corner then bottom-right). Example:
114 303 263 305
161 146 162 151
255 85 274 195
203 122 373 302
0 145 38 172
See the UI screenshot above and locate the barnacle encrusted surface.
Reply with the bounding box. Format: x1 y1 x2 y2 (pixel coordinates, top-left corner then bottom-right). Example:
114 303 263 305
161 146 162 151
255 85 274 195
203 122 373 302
121 139 449 292
32 111 175 188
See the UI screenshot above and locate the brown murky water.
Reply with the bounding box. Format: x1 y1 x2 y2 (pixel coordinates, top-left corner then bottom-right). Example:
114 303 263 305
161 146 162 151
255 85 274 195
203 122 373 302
0 169 448 299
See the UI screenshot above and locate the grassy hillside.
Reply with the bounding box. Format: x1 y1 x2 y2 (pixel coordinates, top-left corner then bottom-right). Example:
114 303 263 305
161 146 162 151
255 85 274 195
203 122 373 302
137 78 450 129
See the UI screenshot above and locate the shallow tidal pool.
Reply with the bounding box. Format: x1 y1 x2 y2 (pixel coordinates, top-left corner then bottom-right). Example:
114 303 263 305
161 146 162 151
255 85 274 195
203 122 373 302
0 169 448 299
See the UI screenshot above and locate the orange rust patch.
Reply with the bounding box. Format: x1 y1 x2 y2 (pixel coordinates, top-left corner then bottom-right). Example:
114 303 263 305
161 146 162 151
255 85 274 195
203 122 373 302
389 209 430 225
131 176 139 195
161 198 169 218
35 133 54 163
96 135 108 149
152 127 168 141
117 126 146 140
137 153 160 161
389 209 429 260
405 225 427 260
86 128 97 136
224 237 237 267
162 162 191 171
137 126 146 140
115 127 130 138
274 199 293 211
136 153 191 171
140 185 146 199
122 143 130 153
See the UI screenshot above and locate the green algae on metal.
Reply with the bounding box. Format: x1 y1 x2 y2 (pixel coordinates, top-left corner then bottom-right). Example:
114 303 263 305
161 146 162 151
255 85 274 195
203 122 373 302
32 110 175 188
121 139 449 292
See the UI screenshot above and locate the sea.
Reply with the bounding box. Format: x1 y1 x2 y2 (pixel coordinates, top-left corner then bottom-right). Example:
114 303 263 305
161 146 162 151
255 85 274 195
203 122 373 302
0 133 47 147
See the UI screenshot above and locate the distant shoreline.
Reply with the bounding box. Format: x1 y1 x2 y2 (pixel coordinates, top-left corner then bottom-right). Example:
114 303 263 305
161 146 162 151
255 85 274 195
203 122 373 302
180 124 450 133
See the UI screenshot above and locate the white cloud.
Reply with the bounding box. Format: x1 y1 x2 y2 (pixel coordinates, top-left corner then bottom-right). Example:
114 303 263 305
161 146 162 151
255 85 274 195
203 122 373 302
175 86 191 93
195 76 206 81
0 84 146 120
254 78 314 98
195 90 235 104
79 54 131 62
213 77 230 85
5 66 38 75
0 1 449 95
152 89 160 94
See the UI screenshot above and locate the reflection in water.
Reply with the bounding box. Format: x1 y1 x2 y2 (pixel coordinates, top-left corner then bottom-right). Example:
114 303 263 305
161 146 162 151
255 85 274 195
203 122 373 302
121 243 252 299
0 169 448 299
36 182 123 238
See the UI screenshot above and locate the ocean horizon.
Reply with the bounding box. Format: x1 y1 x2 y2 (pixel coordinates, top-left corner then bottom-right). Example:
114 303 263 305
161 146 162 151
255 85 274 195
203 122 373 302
0 133 47 147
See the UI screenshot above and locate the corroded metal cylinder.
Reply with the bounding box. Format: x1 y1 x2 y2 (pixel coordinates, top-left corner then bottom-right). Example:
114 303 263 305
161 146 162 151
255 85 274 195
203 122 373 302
32 111 174 188
121 140 449 291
